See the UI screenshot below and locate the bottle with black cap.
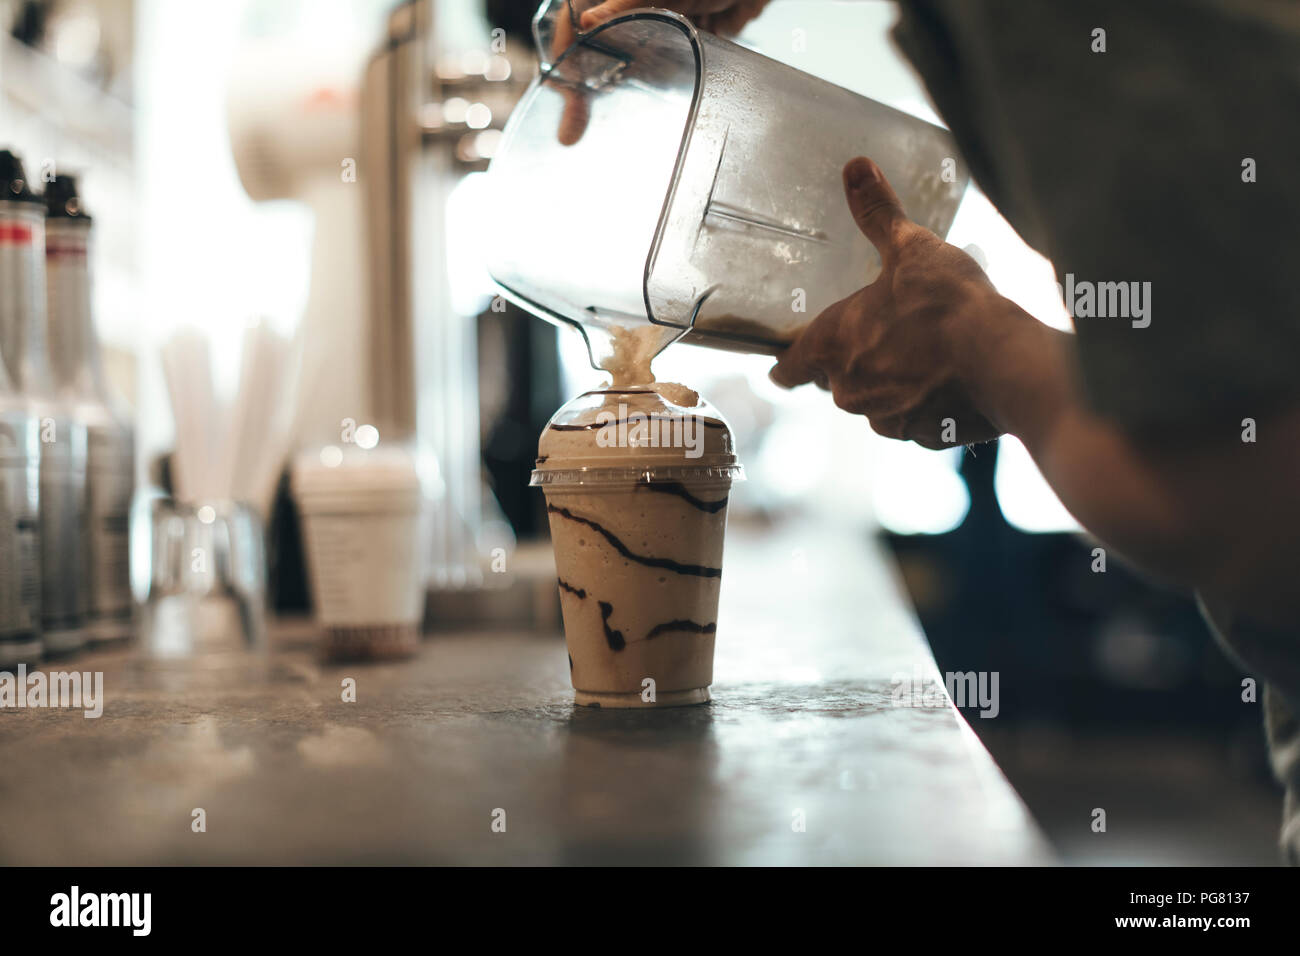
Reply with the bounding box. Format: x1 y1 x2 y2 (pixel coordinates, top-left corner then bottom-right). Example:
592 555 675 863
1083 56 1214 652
45 174 135 645
0 150 47 664
0 150 89 657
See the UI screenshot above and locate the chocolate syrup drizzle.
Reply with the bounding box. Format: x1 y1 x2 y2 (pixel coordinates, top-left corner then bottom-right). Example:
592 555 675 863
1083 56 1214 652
645 619 717 640
639 482 728 514
597 601 626 651
557 578 587 599
546 504 722 578
556 578 717 652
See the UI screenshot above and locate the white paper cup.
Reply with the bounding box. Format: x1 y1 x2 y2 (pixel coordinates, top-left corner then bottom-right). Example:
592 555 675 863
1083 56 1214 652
293 446 424 660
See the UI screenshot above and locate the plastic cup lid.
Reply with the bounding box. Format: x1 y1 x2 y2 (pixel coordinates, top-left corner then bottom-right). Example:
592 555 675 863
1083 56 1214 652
530 385 744 487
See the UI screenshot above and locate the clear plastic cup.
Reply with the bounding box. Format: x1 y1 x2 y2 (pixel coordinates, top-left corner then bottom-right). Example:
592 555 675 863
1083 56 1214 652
531 384 743 707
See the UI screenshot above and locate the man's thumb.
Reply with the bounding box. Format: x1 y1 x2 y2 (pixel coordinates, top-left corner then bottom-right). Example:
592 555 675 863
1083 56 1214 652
842 157 910 259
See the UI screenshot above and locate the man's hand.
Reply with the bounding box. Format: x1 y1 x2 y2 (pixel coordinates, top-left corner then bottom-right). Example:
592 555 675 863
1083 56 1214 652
771 157 1032 449
582 0 770 34
554 0 771 145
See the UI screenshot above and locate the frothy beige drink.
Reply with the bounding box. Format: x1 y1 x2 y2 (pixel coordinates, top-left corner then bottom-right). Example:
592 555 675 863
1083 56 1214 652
532 332 742 707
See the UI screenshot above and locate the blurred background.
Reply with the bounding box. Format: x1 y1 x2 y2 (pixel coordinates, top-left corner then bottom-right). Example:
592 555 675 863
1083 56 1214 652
0 0 1279 862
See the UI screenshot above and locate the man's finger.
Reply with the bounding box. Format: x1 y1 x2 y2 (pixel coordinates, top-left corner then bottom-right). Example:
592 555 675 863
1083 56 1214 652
710 7 746 34
770 339 811 389
551 1 577 59
711 0 766 35
842 157 911 263
867 414 908 443
557 88 591 146
581 0 645 30
549 3 591 145
769 303 840 389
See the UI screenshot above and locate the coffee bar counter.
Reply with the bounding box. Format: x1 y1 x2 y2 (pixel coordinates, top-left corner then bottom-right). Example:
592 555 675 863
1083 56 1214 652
0 520 1052 865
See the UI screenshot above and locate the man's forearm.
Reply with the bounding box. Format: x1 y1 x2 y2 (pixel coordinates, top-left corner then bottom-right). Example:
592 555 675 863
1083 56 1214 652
964 309 1213 584
958 299 1300 625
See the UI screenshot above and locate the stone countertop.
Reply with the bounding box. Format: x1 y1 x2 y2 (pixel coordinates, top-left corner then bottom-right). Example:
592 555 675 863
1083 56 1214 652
0 520 1052 865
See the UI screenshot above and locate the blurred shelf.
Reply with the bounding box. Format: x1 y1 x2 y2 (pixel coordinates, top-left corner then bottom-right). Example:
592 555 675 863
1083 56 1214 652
1 32 138 359
0 31 133 160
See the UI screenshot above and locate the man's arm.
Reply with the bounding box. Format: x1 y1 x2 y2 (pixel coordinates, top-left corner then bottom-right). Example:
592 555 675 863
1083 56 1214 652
962 297 1300 626
773 158 1300 629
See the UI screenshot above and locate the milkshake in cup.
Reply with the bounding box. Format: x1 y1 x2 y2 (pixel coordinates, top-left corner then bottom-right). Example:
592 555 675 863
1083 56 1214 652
532 341 742 707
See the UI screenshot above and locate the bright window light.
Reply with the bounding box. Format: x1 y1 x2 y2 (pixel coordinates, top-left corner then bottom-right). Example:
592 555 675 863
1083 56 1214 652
995 436 1080 533
444 171 496 317
873 441 969 535
946 188 1073 332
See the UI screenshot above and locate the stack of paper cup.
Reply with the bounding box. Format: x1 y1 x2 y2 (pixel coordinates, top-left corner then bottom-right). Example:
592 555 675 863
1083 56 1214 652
293 445 424 660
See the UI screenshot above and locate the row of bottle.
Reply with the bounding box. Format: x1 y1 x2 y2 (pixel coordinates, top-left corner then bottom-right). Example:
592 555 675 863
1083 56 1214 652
0 149 134 666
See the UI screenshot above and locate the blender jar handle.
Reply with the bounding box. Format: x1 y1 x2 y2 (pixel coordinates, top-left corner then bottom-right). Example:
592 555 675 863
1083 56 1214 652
533 0 605 69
